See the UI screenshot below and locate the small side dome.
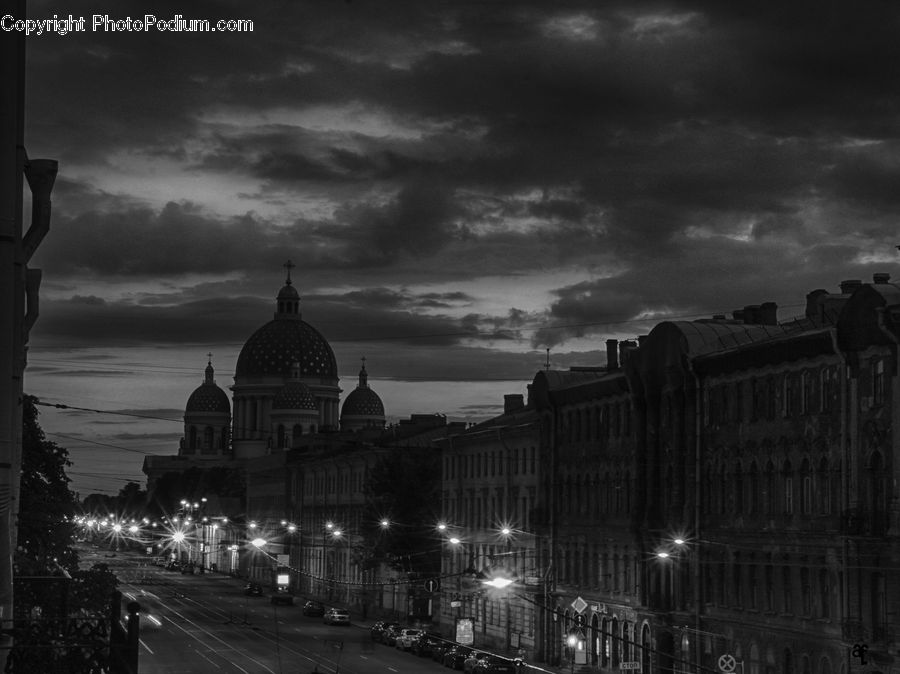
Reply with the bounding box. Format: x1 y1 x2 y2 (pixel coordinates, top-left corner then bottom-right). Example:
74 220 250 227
186 359 230 414
341 387 385 417
340 358 385 430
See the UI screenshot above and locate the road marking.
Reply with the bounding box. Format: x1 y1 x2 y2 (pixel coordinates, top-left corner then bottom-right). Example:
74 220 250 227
139 639 154 655
196 649 224 670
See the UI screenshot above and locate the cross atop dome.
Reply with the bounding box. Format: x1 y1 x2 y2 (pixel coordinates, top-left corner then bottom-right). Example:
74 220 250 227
358 357 368 388
283 259 295 285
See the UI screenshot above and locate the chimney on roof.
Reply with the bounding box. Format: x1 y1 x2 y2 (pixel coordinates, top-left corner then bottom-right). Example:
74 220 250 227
504 394 525 414
805 289 828 320
759 302 778 326
840 279 862 294
606 339 619 370
743 305 761 324
874 272 891 284
619 339 637 365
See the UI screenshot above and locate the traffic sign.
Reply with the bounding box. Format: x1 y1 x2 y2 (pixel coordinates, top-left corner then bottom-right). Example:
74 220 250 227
718 654 737 673
621 662 641 670
571 596 588 614
425 578 440 593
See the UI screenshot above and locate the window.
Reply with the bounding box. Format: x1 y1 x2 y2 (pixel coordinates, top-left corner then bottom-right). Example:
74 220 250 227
800 371 811 414
800 459 812 515
801 567 811 615
782 565 793 613
734 463 744 514
751 379 761 420
817 458 831 515
766 377 776 419
873 360 886 406
765 461 777 515
748 462 760 514
749 564 759 609
819 569 831 619
765 564 774 611
782 376 793 417
783 461 794 515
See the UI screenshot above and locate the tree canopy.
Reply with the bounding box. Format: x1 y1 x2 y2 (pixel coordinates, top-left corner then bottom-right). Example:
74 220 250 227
16 395 79 574
361 447 442 574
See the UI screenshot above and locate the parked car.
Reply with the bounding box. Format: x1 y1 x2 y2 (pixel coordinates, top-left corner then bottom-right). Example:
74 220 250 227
381 623 403 646
473 655 519 673
463 651 486 673
243 582 263 596
303 600 325 617
443 645 474 670
395 628 422 651
370 620 387 640
411 632 443 657
323 607 350 625
375 621 401 644
432 639 451 662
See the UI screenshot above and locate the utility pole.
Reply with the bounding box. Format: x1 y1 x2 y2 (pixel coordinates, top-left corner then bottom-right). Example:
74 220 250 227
1 0 58 650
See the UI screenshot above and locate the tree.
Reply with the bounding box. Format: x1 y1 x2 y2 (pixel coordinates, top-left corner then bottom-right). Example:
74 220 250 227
362 446 442 574
16 395 79 575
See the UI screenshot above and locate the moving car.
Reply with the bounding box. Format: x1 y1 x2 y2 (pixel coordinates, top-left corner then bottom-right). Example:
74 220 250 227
303 600 325 617
243 582 263 596
270 588 294 606
323 607 350 625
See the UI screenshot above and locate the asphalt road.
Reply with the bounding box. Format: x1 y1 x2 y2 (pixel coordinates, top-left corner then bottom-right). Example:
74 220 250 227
78 544 452 674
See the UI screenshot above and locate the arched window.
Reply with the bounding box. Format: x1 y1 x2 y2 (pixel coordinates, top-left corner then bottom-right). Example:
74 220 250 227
817 458 830 514
819 569 831 619
868 451 888 534
641 624 651 674
800 458 812 515
277 424 285 448
783 460 794 515
292 424 302 444
765 460 777 515
734 462 744 514
784 648 794 674
601 618 610 668
204 426 214 451
748 461 760 514
220 426 229 449
800 567 811 615
188 426 197 450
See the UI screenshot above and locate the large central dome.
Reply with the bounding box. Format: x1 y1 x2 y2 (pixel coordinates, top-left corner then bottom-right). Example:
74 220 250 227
236 319 337 379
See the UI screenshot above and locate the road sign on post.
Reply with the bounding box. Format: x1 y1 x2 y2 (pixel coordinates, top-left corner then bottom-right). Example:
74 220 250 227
621 662 641 670
718 654 739 674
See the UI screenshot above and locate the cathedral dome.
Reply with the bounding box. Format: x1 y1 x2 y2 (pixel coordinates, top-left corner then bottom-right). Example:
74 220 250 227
186 361 230 414
235 264 337 380
273 381 318 410
235 319 337 379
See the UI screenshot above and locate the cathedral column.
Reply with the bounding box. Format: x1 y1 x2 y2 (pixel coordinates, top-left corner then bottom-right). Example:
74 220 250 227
256 396 264 439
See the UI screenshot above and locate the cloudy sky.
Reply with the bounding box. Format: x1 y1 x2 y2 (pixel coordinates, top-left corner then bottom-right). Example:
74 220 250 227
19 0 900 496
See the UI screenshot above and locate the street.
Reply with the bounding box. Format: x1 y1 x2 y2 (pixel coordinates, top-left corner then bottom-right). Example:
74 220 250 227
78 545 452 674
